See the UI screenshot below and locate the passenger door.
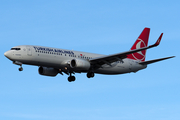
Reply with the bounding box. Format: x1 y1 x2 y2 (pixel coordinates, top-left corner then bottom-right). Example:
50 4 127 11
27 46 32 56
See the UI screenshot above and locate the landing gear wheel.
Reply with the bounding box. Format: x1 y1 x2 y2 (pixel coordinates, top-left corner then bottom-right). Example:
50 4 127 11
87 73 91 78
68 76 76 82
19 67 23 71
68 77 71 82
71 76 75 81
87 72 94 78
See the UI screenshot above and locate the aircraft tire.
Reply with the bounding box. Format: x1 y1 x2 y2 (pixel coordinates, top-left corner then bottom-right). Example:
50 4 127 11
19 67 23 71
72 76 76 81
87 72 94 78
68 76 76 82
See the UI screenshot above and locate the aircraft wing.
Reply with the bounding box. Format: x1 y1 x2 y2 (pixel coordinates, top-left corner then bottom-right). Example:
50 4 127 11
90 33 163 67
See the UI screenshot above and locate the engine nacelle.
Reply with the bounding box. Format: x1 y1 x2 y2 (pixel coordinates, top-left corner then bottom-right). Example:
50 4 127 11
38 66 58 77
70 58 91 70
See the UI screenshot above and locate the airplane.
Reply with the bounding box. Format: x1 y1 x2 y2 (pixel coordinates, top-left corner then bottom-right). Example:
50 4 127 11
4 28 175 82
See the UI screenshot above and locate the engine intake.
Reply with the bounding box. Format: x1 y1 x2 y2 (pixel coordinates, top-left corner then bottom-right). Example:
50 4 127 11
38 66 58 77
70 59 90 70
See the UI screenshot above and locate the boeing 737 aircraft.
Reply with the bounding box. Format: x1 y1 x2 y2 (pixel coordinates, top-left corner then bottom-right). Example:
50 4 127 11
4 28 175 82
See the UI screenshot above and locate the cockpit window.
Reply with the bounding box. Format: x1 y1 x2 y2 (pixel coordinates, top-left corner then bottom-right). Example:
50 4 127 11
11 48 21 50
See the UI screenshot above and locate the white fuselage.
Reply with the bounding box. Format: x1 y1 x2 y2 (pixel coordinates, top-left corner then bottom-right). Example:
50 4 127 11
4 45 147 75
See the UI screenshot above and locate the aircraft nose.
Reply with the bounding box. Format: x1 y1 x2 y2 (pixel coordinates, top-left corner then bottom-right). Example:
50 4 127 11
4 51 11 59
4 51 8 57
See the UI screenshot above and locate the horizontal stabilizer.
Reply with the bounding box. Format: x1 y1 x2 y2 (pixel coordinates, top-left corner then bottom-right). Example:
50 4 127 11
139 56 175 65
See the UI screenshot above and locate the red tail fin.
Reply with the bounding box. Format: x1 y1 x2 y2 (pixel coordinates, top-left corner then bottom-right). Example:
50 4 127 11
127 28 150 61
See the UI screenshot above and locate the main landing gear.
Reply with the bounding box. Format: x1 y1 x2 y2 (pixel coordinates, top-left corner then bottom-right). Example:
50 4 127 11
87 71 95 78
67 71 95 82
68 73 76 82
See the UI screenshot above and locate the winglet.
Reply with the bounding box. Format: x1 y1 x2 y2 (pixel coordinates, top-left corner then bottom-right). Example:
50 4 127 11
149 33 163 48
155 33 163 46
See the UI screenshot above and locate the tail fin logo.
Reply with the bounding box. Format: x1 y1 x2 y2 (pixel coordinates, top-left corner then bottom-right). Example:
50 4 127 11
131 38 146 61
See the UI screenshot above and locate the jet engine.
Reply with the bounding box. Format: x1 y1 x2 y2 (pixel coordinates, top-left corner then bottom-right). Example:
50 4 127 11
70 58 91 70
38 66 58 77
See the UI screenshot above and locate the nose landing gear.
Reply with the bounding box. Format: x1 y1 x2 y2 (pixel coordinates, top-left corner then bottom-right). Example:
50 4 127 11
18 66 23 71
13 61 23 71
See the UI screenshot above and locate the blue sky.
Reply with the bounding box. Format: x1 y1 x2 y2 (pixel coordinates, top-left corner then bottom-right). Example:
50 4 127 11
0 0 179 120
